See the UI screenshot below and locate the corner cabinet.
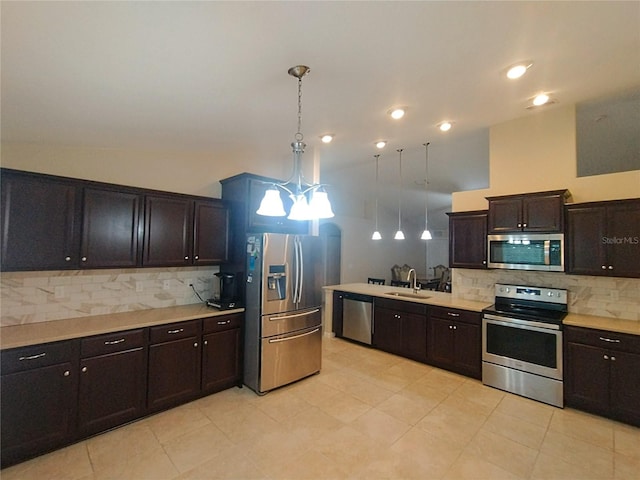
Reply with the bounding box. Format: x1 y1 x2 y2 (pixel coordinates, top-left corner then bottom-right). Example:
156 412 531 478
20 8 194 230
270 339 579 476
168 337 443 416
427 306 481 379
566 198 640 278
447 210 487 269
487 190 570 233
0 340 79 468
565 326 640 427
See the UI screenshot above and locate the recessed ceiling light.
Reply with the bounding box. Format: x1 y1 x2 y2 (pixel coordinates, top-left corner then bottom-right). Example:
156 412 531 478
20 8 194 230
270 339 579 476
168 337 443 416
533 93 550 106
505 61 533 79
438 121 453 132
389 107 406 120
321 134 334 143
375 140 387 149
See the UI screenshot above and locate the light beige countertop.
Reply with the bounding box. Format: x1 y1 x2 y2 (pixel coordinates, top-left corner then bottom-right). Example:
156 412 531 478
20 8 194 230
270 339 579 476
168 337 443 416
323 283 491 313
563 313 640 336
0 304 245 350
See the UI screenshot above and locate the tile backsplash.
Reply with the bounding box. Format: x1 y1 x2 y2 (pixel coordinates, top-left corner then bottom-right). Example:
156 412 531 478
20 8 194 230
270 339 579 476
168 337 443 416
1 266 221 327
452 269 640 321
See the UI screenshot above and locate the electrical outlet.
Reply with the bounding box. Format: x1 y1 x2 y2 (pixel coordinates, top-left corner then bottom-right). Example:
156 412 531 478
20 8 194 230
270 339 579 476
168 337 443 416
163 280 171 290
136 281 143 292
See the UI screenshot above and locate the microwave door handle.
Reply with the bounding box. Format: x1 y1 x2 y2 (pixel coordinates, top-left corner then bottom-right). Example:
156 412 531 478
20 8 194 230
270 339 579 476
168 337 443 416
544 240 550 265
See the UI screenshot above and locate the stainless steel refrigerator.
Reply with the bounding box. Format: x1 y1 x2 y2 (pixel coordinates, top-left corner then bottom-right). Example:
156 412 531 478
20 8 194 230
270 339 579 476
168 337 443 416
244 233 323 394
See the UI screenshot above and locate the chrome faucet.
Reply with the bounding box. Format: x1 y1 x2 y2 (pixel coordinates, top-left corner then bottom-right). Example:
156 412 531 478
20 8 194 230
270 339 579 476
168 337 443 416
407 268 420 294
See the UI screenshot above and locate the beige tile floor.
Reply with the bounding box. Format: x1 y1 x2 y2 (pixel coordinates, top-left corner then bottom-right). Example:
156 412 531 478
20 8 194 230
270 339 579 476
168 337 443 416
3 336 639 480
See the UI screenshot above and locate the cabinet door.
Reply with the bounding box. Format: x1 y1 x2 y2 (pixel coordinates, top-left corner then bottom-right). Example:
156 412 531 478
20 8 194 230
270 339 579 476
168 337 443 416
566 205 607 275
148 337 201 411
609 350 640 426
454 321 481 379
1 173 80 271
193 200 228 264
78 348 147 437
488 198 522 233
522 194 564 232
1 362 77 467
606 202 640 277
427 316 455 367
402 312 428 363
372 307 403 355
81 188 141 268
202 328 241 394
143 195 192 266
564 342 610 414
448 211 487 268
332 291 344 336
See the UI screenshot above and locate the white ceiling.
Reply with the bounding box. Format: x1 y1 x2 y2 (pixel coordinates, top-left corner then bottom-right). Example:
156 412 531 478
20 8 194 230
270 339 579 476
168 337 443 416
2 1 639 227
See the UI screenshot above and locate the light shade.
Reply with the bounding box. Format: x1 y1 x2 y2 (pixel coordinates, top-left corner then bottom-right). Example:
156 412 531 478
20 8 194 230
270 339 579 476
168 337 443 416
420 229 433 240
308 190 335 219
287 194 313 220
256 188 286 216
371 231 382 240
394 230 405 240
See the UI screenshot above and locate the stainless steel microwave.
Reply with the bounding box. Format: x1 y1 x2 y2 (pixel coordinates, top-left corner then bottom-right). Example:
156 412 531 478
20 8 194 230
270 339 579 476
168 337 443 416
487 233 564 271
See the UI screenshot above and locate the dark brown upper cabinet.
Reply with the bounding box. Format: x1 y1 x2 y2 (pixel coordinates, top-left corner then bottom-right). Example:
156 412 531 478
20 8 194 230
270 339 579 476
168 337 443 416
447 210 487 269
487 190 570 233
1 168 228 271
566 198 640 278
1 171 82 270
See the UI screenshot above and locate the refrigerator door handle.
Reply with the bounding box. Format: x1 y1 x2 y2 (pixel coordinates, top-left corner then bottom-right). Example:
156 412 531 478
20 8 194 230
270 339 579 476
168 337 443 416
269 308 321 322
297 236 304 305
268 328 320 343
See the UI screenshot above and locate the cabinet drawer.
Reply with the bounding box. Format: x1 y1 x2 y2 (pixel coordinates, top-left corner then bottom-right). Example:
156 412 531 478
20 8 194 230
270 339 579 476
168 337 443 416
565 326 640 354
1 340 79 375
149 320 200 344
375 298 427 315
203 313 242 334
428 306 480 325
81 329 146 357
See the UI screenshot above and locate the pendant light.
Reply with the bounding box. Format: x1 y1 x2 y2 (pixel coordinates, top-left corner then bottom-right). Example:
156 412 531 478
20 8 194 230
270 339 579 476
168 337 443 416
371 154 382 240
255 65 334 220
394 148 405 240
420 142 433 240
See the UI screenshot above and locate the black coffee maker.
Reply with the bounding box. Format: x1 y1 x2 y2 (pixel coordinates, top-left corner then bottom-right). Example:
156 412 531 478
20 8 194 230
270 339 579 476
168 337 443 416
207 272 240 310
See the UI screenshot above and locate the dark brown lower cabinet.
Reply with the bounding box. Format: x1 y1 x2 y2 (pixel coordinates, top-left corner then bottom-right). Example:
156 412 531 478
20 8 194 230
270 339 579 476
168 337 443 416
0 341 79 468
373 298 427 363
427 306 481 379
202 313 243 394
77 329 147 437
565 326 640 427
148 320 202 412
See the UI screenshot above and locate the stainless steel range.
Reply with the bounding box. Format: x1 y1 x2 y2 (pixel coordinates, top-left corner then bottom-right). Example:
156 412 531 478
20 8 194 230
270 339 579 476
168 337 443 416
482 283 568 407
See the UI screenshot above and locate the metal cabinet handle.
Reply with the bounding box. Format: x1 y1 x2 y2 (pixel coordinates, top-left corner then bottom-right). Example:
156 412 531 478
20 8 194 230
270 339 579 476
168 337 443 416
217 320 231 325
608 266 613 270
19 353 46 361
601 265 607 269
604 354 609 360
167 328 184 334
447 312 460 317
194 342 198 347
64 370 70 377
599 337 621 343
611 356 616 361
82 366 88 373
204 340 208 345
81 256 87 262
184 256 189 260
65 256 71 262
194 255 199 260
104 338 125 345
523 223 527 228
453 325 457 330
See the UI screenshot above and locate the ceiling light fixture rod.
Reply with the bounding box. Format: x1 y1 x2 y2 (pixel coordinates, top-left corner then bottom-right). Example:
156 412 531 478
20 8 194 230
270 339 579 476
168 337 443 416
394 148 405 240
421 142 433 240
372 154 382 240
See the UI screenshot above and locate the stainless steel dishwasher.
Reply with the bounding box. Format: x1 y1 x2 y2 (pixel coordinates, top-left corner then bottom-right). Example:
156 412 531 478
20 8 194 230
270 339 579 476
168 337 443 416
341 293 373 345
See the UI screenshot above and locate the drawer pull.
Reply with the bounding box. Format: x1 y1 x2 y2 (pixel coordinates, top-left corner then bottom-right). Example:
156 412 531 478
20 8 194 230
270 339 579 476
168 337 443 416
217 320 231 325
19 353 46 361
447 312 460 317
104 338 125 345
64 370 70 377
167 328 184 334
599 337 621 343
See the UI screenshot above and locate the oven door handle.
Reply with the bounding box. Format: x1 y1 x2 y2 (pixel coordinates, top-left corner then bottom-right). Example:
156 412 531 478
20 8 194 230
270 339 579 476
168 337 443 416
483 313 561 331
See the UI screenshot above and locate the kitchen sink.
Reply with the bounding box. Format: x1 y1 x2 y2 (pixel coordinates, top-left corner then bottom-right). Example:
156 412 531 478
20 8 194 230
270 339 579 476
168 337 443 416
384 291 431 300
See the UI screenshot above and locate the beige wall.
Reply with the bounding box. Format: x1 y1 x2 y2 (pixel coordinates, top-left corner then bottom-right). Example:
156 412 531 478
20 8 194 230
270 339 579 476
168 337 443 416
452 105 640 211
